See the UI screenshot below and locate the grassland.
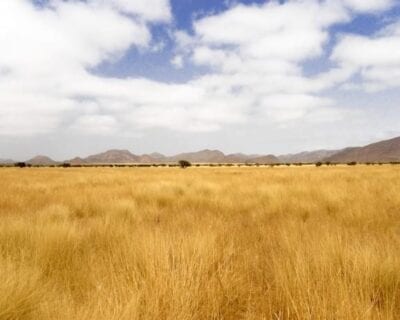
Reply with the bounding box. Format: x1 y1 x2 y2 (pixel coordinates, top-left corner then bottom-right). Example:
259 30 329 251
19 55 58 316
0 166 399 319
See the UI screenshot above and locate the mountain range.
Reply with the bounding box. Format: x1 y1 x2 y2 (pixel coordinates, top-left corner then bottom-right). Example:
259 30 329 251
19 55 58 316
2 136 400 165
68 149 280 165
324 136 400 163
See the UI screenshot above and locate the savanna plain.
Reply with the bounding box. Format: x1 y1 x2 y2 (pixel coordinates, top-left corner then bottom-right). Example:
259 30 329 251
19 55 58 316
0 166 399 320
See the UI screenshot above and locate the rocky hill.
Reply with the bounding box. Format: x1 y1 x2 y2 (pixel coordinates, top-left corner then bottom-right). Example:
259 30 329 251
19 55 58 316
324 137 400 163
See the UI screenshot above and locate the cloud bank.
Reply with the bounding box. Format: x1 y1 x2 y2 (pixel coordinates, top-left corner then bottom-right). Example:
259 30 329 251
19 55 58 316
0 0 397 137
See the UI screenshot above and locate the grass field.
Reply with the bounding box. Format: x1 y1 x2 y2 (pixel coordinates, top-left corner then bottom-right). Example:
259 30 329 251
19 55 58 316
0 166 399 319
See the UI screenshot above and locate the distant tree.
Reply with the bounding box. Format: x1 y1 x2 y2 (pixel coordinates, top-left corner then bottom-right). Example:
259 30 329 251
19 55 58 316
347 161 357 166
178 160 191 169
62 163 71 168
15 162 26 168
315 162 323 167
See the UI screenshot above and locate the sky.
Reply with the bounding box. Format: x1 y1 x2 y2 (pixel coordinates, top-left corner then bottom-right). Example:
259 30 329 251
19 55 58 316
1 0 400 160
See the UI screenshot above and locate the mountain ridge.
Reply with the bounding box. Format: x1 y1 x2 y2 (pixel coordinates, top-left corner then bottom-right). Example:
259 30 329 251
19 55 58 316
2 136 400 165
323 136 400 163
278 150 339 163
27 155 59 165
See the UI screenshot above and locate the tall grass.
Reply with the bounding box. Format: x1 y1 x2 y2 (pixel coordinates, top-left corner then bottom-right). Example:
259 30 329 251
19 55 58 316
0 166 399 319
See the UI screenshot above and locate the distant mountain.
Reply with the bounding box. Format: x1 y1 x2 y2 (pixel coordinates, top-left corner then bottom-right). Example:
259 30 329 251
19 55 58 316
69 157 87 165
246 155 281 164
27 155 58 165
0 158 15 164
15 136 400 166
81 149 141 164
168 150 280 164
279 150 339 163
139 153 167 163
148 152 167 160
224 153 260 163
168 149 227 163
324 136 400 163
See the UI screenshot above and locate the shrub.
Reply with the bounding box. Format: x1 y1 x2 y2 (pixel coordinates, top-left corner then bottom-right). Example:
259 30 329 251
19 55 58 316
315 162 323 167
138 164 151 168
347 162 357 166
15 162 26 168
178 160 191 169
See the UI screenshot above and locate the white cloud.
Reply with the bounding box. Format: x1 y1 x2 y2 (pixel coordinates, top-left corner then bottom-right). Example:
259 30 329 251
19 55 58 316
171 55 184 69
259 94 334 122
0 1 150 74
72 114 118 135
173 0 352 124
333 22 400 90
96 0 172 22
0 0 167 135
340 0 394 13
192 1 348 61
0 0 396 139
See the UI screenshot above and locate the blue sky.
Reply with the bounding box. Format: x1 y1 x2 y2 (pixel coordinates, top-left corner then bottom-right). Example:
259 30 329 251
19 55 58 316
95 1 400 81
0 0 400 160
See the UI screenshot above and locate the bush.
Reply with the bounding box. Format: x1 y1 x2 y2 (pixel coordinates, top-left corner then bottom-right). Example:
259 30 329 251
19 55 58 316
347 162 357 166
315 162 323 167
15 162 26 168
178 160 191 169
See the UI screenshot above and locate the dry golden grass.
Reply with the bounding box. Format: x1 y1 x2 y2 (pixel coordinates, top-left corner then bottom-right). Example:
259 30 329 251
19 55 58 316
0 166 399 319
